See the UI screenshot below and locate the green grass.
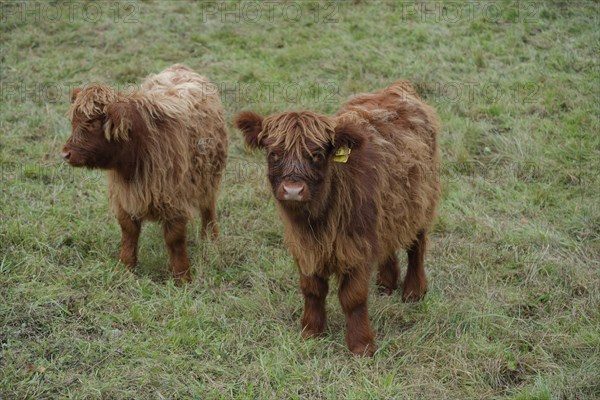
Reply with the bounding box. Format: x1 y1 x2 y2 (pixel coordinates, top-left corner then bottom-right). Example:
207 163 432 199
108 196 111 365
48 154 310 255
1 1 599 398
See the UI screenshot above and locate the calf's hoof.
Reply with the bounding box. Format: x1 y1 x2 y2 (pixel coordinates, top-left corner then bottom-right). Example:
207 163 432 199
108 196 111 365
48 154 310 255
301 317 326 339
301 325 326 339
346 330 376 357
349 341 376 357
377 285 396 296
401 278 428 303
120 259 136 272
173 270 192 284
301 328 323 339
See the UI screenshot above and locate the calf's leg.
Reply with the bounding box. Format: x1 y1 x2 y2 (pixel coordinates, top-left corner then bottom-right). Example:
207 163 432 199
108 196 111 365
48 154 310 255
201 201 219 239
163 218 191 283
376 254 399 295
338 268 375 356
403 231 428 302
117 206 141 272
300 272 329 338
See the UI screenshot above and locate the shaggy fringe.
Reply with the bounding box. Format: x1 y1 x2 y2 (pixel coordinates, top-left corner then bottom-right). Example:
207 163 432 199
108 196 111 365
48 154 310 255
69 85 117 121
260 111 336 157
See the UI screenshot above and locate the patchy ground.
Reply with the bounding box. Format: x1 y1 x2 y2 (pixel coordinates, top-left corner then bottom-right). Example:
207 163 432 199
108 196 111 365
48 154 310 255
1 1 598 399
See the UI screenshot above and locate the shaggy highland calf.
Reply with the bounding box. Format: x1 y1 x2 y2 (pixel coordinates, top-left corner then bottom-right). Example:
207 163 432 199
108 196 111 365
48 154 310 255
235 81 440 356
62 64 228 282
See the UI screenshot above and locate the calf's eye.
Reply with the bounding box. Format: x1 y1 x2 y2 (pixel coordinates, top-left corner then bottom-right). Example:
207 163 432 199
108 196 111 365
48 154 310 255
311 153 325 163
268 152 279 162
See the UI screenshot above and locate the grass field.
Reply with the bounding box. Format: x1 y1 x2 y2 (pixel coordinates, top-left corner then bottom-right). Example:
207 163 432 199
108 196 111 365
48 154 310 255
1 1 599 399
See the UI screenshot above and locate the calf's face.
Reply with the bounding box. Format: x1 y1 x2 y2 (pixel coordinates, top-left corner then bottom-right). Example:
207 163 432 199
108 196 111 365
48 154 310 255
235 111 364 206
267 140 330 203
63 111 115 168
62 87 134 170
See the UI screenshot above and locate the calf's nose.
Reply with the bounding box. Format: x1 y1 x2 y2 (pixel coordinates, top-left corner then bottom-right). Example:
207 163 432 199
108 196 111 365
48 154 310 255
60 150 71 161
282 183 306 201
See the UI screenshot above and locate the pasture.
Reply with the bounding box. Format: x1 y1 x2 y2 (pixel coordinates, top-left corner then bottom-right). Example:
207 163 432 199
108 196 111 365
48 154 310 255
1 1 598 399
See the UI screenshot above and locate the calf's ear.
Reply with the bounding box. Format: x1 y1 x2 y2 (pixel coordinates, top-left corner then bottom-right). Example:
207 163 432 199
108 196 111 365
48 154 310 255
71 87 83 103
104 102 133 141
235 111 265 149
333 117 366 152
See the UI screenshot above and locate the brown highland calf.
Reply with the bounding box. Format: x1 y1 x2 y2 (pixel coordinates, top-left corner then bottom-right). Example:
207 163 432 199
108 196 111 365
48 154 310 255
235 81 440 356
62 64 228 282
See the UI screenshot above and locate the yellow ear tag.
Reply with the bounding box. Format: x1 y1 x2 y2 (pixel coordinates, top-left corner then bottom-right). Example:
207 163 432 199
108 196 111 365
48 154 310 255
333 146 351 163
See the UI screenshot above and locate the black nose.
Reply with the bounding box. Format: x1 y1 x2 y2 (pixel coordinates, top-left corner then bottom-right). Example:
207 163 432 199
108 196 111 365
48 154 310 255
60 151 71 160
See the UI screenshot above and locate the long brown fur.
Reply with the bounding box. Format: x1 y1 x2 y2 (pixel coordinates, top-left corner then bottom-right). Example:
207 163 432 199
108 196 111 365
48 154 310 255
260 111 337 157
235 80 440 355
63 64 228 282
